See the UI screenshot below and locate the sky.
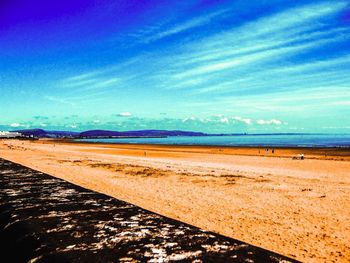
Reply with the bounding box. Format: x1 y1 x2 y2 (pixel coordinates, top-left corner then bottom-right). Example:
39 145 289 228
0 0 349 133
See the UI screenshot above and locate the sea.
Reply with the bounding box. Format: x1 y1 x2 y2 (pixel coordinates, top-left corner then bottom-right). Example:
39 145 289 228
75 134 350 147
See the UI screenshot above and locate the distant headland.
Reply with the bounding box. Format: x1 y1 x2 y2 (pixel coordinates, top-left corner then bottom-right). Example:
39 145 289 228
4 128 310 139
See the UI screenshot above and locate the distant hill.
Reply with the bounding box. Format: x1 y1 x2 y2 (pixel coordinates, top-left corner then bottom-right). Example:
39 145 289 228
12 129 208 138
13 129 80 138
79 129 207 138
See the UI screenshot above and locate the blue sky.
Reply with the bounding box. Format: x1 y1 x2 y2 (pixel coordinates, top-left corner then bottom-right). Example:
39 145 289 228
0 0 349 133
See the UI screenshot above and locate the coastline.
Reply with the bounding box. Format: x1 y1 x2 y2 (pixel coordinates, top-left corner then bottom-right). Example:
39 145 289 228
0 139 349 262
43 138 350 161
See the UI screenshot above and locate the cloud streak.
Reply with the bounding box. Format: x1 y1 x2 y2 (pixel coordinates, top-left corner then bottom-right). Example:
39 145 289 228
160 1 349 92
141 9 229 43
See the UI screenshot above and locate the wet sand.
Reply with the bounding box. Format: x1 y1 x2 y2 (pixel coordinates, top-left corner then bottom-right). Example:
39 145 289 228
0 139 349 262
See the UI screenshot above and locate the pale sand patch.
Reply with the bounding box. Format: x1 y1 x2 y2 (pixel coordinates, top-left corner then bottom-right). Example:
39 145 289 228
0 139 349 262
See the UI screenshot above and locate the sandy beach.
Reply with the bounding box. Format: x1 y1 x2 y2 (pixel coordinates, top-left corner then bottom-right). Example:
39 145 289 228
0 139 349 262
0 158 298 262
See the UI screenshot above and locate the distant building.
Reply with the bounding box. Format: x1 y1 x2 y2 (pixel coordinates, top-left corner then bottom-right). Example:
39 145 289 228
0 131 23 138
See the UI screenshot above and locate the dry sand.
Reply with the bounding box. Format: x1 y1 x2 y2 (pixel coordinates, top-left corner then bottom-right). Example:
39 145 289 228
0 139 349 262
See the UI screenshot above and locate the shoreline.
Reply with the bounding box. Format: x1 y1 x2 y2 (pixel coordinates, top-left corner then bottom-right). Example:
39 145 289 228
41 138 350 161
71 139 350 149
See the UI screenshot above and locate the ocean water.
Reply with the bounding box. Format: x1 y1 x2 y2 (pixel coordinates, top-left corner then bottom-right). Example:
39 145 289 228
76 134 350 147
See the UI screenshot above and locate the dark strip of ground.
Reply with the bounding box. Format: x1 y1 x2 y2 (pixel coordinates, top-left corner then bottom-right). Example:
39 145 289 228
0 158 300 263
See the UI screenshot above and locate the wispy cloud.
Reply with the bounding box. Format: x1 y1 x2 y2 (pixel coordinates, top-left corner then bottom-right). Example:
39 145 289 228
141 9 228 43
45 96 75 106
62 76 121 91
145 1 349 96
56 1 349 105
59 57 145 93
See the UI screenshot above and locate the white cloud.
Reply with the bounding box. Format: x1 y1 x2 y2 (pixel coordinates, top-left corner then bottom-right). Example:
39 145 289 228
257 119 283 125
182 115 254 126
219 117 229 124
232 117 252 125
182 116 196 122
9 123 30 129
118 112 132 117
